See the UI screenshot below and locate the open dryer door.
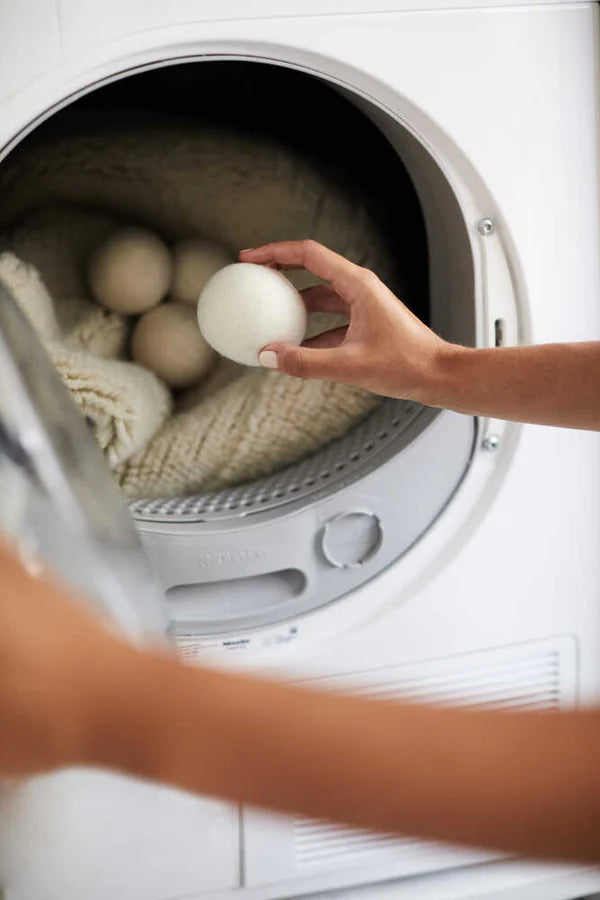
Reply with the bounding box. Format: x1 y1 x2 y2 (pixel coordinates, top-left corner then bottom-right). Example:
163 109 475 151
0 285 240 900
0 281 168 640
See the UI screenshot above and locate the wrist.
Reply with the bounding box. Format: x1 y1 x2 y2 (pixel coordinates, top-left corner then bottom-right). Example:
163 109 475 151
413 340 472 408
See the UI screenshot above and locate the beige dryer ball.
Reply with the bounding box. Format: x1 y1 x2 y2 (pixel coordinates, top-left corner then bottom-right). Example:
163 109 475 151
88 226 172 315
132 302 215 389
171 238 233 306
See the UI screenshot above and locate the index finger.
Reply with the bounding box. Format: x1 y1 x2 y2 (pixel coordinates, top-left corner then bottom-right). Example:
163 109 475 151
240 240 365 303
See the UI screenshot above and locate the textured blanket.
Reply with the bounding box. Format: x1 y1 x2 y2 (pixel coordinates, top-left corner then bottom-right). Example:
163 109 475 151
0 125 395 499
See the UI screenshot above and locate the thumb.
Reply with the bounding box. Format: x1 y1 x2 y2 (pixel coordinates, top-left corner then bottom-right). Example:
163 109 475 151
259 342 350 381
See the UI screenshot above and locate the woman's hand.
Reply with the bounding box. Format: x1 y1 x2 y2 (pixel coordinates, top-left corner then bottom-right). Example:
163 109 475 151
241 241 600 430
241 240 448 401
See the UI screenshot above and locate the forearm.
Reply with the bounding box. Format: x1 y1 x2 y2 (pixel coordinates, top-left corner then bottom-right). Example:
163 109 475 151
421 342 600 430
87 649 600 862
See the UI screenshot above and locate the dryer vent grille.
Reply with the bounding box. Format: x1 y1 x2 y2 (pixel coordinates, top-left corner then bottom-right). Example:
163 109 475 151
342 648 563 711
291 640 574 871
293 821 419 869
243 638 576 887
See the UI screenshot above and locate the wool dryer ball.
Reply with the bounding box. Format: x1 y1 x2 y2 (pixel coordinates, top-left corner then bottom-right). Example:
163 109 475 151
197 263 307 366
88 227 172 314
132 302 215 388
171 238 233 306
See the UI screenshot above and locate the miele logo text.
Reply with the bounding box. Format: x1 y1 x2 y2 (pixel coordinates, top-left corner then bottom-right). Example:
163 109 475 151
198 548 267 567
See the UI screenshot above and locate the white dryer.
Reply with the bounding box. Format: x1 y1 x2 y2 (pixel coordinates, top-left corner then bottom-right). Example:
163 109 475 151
0 2 600 899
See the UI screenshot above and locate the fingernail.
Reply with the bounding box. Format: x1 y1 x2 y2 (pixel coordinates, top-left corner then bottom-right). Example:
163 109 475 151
240 248 254 253
259 350 279 369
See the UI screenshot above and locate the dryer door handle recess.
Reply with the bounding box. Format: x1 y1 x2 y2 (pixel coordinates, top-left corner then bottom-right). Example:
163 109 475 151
166 568 307 632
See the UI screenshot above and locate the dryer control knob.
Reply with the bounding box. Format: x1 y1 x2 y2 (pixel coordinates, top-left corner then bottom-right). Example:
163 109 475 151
321 512 382 568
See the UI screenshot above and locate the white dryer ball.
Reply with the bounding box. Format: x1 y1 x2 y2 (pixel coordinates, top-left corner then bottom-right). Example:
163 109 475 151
171 238 233 306
197 263 307 366
132 302 215 389
88 227 172 315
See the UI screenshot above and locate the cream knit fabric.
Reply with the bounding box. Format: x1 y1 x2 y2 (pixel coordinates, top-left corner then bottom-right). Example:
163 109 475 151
0 125 393 499
0 251 172 467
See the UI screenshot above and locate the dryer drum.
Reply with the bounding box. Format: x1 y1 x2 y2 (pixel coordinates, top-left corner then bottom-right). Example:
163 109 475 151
0 61 478 632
